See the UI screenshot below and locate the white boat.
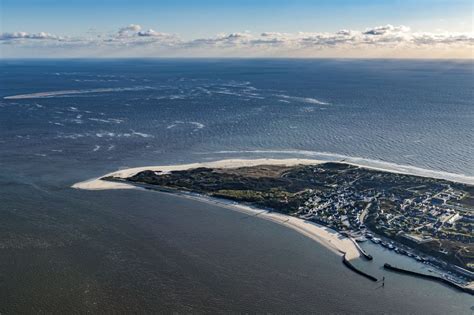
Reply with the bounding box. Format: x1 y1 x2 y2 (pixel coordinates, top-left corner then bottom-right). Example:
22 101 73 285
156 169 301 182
371 237 381 244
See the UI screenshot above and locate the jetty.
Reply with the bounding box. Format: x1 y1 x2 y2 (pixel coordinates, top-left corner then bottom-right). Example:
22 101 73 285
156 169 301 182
342 254 378 282
383 263 474 295
349 237 373 260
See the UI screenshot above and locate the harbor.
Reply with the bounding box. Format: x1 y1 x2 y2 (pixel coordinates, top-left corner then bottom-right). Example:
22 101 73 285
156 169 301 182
384 264 474 295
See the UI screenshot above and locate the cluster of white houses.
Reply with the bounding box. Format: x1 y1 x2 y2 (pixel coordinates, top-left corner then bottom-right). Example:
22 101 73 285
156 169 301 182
296 183 473 282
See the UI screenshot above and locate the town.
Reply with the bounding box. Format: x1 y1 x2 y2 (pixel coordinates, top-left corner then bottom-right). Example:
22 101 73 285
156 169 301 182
294 164 474 283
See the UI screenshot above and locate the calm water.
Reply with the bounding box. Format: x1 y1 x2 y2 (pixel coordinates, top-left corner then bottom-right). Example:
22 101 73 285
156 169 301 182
0 59 473 313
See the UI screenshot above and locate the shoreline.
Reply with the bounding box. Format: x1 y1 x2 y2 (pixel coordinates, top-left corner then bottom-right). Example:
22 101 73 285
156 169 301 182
71 157 473 273
209 151 474 185
72 158 365 261
166 189 362 261
72 158 326 190
72 158 474 191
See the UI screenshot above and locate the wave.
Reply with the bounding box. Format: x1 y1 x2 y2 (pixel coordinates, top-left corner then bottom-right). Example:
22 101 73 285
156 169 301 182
190 122 205 129
276 94 329 105
56 130 153 139
130 130 153 138
3 86 155 100
88 118 124 124
167 121 205 131
208 149 474 185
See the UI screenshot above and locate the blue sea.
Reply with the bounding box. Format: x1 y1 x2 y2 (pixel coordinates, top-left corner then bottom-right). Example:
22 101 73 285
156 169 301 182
0 59 473 313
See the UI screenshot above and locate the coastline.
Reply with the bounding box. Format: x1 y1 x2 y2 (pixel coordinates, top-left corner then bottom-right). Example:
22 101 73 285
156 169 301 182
72 158 364 261
73 157 474 192
72 158 326 190
209 150 474 185
71 157 473 279
162 189 361 261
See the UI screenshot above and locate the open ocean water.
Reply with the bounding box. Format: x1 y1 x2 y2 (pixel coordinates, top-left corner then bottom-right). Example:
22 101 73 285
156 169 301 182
0 59 473 313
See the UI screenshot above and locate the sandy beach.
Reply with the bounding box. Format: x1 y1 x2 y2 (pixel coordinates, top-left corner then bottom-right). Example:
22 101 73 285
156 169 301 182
72 158 362 260
72 158 325 190
167 191 360 260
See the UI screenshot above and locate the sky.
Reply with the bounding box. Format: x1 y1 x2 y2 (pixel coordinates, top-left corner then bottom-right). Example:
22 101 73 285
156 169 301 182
1 0 473 58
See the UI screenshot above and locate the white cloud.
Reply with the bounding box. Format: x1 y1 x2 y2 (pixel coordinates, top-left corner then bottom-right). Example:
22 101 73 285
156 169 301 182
363 24 410 35
137 29 171 38
0 31 61 40
110 25 178 45
412 32 474 45
187 32 254 47
118 24 142 36
1 24 473 58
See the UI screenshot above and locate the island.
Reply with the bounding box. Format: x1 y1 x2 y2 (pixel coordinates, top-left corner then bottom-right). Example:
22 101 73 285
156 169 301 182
100 161 474 286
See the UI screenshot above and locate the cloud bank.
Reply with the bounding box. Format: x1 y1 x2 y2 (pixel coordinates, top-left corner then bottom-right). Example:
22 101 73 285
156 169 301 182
1 24 473 58
0 31 62 41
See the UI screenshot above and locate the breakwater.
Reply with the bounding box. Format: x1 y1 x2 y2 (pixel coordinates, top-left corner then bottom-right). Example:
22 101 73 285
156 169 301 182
349 238 373 260
383 263 474 295
342 255 378 282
